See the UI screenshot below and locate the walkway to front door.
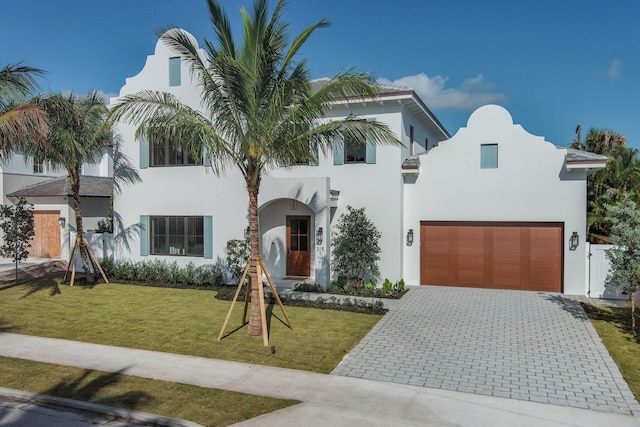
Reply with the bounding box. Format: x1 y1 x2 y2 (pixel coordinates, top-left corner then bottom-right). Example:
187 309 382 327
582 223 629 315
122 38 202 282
332 286 640 415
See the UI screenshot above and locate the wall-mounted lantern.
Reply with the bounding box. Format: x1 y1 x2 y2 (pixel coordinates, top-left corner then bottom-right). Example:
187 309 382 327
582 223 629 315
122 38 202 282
406 229 414 246
316 227 323 245
244 226 250 241
58 217 66 228
570 231 579 248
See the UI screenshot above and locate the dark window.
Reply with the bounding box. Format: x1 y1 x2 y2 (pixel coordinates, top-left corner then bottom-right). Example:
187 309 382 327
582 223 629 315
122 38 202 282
150 216 204 256
150 140 199 167
33 162 44 174
344 133 366 164
409 125 414 155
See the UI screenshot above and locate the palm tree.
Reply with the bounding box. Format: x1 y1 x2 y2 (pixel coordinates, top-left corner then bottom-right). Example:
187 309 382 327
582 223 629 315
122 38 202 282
588 145 640 238
0 62 48 159
110 0 399 339
583 128 626 156
29 91 112 283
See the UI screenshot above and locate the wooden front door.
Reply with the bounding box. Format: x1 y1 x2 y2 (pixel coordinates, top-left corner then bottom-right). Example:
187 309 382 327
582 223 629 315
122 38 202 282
286 216 311 277
31 210 61 258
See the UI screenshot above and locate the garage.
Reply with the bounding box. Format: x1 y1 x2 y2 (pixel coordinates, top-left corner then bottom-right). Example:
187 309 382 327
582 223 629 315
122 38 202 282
420 221 563 292
31 210 61 258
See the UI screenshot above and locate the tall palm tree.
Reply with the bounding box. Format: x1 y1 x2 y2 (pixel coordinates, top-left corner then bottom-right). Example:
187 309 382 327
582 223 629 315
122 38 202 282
0 62 48 159
30 91 113 282
111 0 399 339
583 128 626 156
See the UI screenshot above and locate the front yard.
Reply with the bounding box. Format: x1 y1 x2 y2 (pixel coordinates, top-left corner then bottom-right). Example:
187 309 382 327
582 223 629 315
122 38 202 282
0 277 382 425
0 278 381 373
583 303 640 400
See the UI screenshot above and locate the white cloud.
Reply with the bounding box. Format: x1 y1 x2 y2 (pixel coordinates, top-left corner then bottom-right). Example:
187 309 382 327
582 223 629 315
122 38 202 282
377 73 505 111
606 58 622 80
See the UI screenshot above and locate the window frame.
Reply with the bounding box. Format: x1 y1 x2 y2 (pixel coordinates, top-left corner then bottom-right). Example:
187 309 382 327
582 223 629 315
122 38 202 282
344 132 366 164
149 216 205 257
150 139 200 167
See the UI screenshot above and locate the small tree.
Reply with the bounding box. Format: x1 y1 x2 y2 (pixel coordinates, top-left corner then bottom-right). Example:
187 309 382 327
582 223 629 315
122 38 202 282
332 205 381 288
226 239 249 282
0 198 35 284
605 196 640 337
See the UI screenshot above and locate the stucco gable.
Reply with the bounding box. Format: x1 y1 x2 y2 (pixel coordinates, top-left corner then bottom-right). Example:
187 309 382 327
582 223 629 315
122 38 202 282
422 104 567 181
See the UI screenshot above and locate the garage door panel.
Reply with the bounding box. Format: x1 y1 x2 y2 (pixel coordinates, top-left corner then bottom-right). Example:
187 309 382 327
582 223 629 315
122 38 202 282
457 226 485 286
492 227 521 288
421 222 562 292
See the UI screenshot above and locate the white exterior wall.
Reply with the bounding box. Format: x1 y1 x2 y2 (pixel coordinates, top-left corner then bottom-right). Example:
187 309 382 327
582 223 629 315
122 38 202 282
110 32 448 285
403 105 588 295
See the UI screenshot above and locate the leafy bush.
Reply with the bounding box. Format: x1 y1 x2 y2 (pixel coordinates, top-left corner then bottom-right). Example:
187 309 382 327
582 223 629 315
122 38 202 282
226 239 249 281
101 258 223 288
332 206 381 288
309 278 407 299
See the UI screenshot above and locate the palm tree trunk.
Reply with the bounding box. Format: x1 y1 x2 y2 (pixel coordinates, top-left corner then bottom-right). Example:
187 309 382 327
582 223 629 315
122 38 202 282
246 181 263 337
70 171 94 281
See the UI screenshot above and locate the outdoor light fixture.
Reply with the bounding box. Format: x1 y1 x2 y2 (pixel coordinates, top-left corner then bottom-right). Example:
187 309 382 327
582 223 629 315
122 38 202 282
406 229 414 246
316 227 323 245
570 231 579 248
58 217 66 228
244 226 250 241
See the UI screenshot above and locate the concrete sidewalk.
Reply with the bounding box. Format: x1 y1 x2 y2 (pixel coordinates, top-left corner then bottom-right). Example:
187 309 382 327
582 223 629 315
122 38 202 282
1 333 639 427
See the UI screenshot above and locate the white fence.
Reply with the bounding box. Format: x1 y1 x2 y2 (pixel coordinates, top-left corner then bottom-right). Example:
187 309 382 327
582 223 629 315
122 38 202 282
69 231 114 271
587 243 629 300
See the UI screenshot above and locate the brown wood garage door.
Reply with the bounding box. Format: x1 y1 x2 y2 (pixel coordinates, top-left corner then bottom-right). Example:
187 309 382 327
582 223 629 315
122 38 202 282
30 210 61 258
420 221 563 292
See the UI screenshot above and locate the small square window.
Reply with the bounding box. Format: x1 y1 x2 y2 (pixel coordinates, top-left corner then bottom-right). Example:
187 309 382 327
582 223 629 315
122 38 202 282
480 144 498 169
344 134 366 163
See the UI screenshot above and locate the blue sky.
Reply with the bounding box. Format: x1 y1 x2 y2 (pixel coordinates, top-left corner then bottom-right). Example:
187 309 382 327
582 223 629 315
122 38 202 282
3 0 639 148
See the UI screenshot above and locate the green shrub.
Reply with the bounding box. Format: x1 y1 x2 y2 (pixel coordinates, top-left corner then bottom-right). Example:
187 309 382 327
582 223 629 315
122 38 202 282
102 258 222 288
332 206 381 288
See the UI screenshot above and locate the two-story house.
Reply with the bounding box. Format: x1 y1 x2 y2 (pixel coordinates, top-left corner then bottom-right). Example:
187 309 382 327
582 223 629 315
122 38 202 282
111 31 605 295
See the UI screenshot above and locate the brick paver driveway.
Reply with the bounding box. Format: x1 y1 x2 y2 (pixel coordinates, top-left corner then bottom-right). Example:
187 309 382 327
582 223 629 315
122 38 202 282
332 286 640 415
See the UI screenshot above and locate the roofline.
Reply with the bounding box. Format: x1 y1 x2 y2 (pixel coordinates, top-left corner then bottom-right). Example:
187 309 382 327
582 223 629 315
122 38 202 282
327 89 451 140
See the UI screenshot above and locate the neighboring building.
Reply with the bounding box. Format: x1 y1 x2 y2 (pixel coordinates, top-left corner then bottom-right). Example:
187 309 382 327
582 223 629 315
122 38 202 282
0 151 113 259
111 31 606 295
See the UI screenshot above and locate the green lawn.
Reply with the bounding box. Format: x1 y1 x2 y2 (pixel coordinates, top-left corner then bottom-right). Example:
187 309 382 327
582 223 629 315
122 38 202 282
0 356 297 427
0 278 381 425
583 303 640 400
0 278 381 373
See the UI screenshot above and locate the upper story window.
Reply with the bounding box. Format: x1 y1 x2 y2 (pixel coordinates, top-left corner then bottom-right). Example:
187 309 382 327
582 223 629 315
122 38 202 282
150 216 204 256
480 144 498 169
150 140 200 167
344 133 366 164
169 57 181 87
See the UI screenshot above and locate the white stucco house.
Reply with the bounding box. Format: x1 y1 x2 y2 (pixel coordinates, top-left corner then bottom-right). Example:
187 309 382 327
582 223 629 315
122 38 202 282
0 151 112 260
110 31 606 295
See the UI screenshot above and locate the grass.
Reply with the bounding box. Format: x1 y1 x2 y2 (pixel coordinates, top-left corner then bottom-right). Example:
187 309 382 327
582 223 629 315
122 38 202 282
0 356 297 426
0 277 382 373
582 303 640 400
